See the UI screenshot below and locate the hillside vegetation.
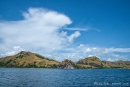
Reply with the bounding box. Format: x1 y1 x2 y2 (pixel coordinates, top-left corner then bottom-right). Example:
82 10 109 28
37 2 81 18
0 51 130 69
0 51 59 68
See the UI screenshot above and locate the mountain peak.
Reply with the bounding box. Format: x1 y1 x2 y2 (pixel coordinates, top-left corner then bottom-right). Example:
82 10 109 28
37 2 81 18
86 56 101 62
19 51 33 55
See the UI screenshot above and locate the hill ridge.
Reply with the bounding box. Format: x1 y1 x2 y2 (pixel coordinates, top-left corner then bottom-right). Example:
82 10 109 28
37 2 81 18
0 51 130 69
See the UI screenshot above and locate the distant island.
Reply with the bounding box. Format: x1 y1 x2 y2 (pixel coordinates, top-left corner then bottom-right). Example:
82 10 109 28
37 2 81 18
0 51 130 69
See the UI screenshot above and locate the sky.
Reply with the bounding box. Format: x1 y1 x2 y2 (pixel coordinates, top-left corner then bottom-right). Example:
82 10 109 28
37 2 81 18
0 0 130 61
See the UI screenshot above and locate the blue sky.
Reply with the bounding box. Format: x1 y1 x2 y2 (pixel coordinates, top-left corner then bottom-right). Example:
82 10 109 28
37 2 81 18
0 0 130 61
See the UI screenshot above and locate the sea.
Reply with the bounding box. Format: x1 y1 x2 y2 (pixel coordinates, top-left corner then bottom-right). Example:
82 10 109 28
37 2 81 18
0 68 130 87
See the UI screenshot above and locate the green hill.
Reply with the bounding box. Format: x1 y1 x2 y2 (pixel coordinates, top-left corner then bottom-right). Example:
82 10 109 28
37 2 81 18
0 51 59 68
0 51 130 69
102 60 130 68
77 56 109 68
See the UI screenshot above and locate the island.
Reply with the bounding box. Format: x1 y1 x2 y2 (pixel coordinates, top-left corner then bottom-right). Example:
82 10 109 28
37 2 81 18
0 51 130 69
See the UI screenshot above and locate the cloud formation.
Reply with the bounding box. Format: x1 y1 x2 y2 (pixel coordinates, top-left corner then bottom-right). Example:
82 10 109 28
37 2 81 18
0 46 24 57
64 28 89 31
0 7 130 61
0 7 80 60
0 8 72 52
68 31 81 43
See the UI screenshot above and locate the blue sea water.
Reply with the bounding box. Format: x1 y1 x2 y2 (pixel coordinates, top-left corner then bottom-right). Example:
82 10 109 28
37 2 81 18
0 68 130 87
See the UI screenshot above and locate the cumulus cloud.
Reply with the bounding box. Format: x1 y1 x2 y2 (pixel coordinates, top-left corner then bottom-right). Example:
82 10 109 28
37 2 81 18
0 7 130 61
0 7 72 53
0 7 83 61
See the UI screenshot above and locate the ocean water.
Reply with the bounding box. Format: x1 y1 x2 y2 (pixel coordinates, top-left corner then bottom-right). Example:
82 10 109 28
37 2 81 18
0 68 130 87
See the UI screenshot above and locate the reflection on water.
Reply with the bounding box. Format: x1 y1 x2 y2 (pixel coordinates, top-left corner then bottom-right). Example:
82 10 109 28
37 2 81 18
0 68 130 87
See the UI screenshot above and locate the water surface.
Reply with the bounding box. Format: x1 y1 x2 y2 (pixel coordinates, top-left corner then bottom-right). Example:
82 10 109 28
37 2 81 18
0 68 130 87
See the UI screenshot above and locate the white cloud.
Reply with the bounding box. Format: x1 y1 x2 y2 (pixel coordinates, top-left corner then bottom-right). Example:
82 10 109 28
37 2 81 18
60 31 67 37
107 48 130 52
0 7 83 61
76 44 130 61
81 47 130 56
64 28 89 31
84 48 91 53
63 27 101 32
0 7 72 53
67 31 81 43
0 7 130 61
77 44 84 49
13 46 24 51
107 58 115 61
0 46 24 57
